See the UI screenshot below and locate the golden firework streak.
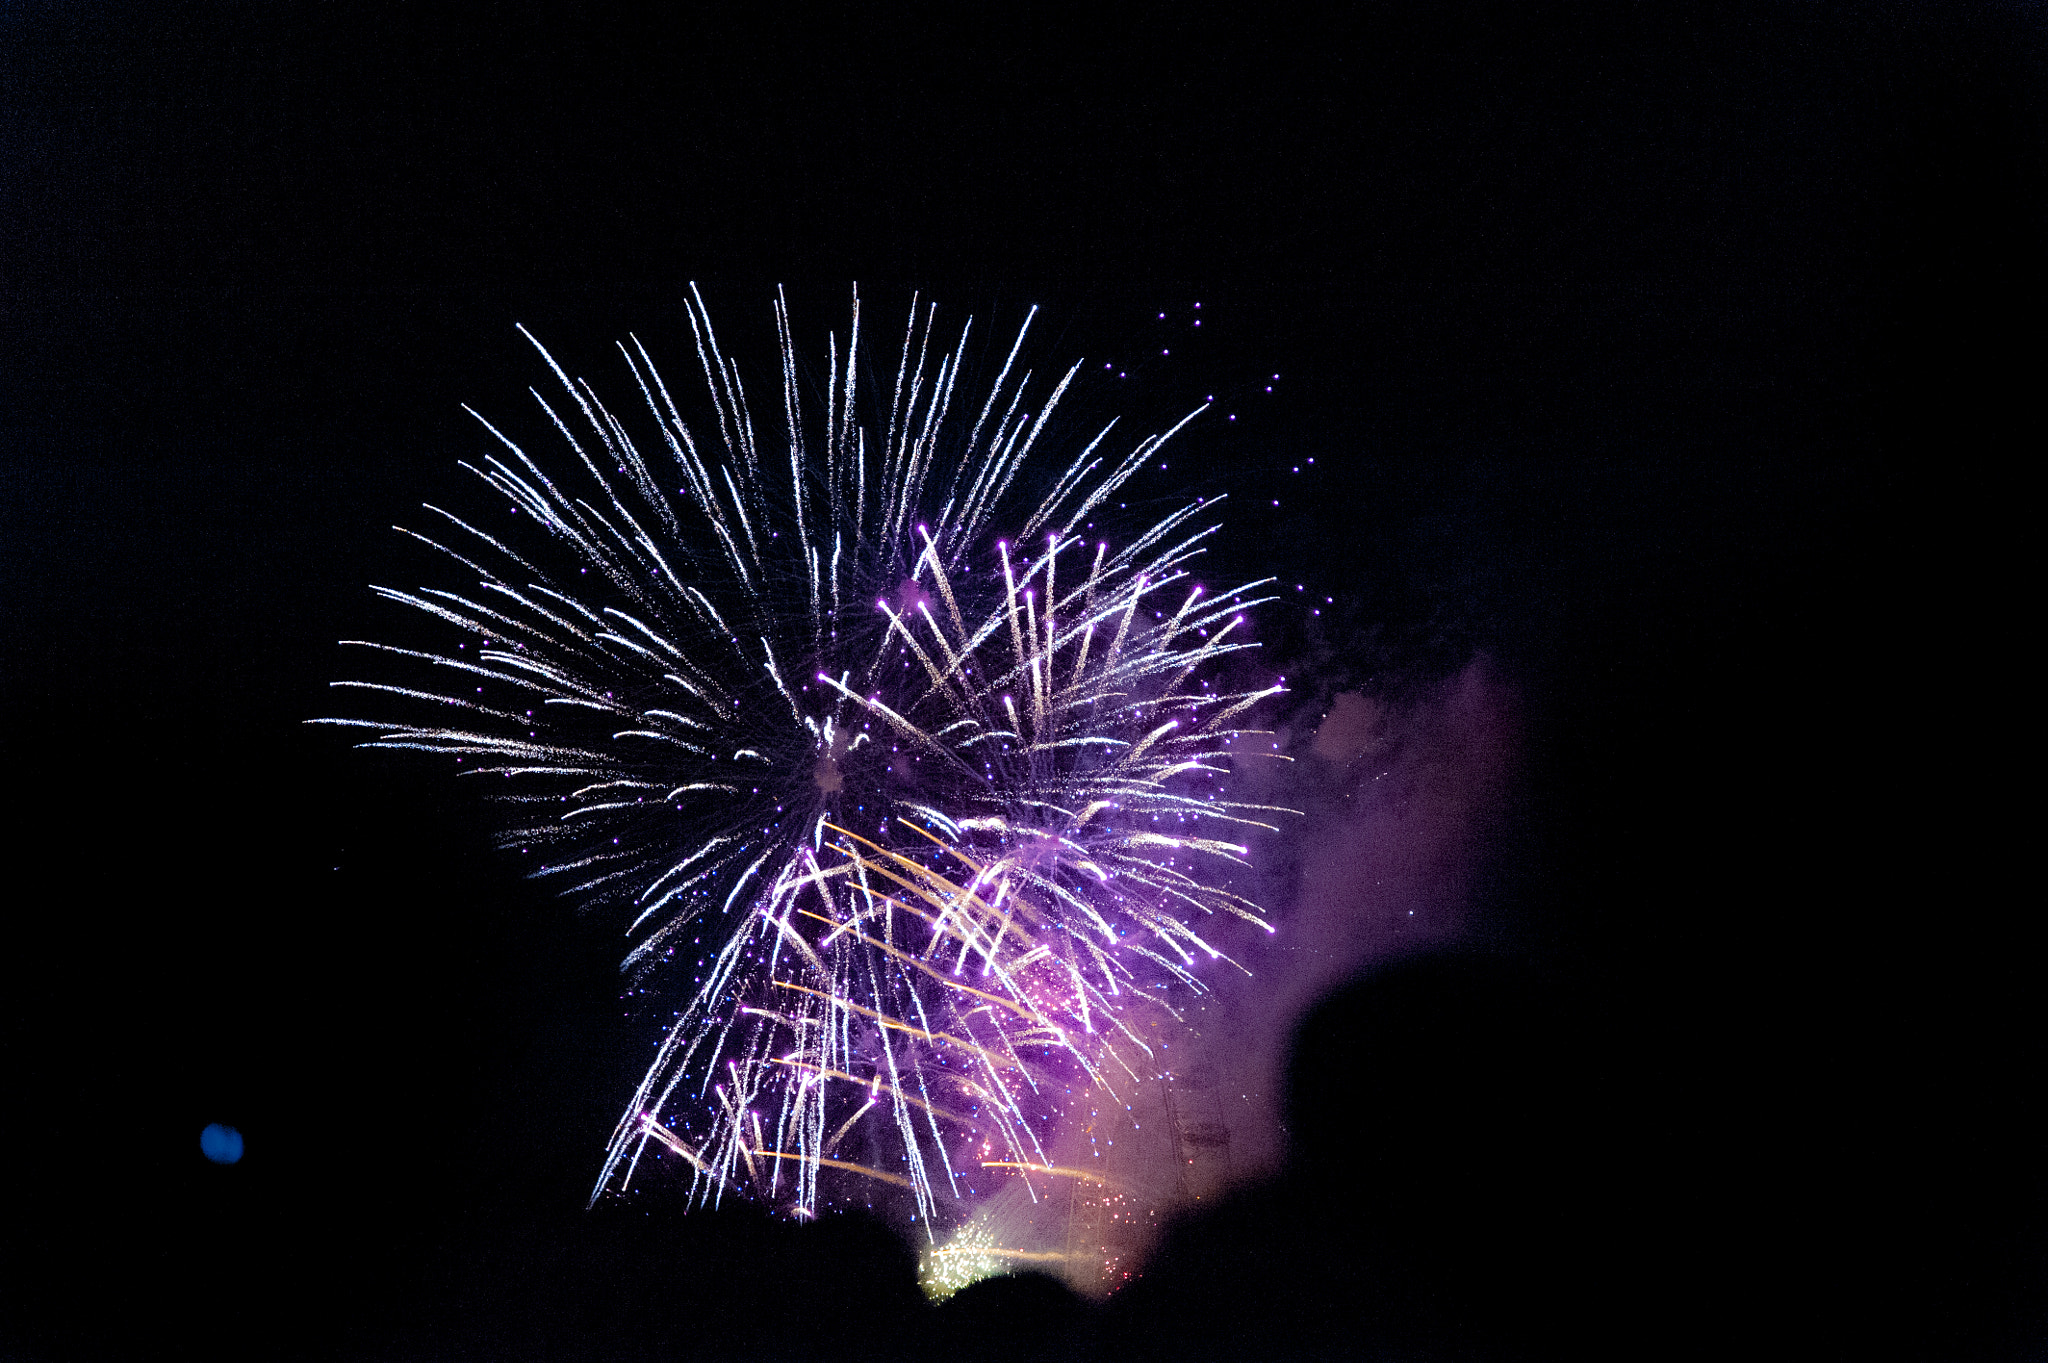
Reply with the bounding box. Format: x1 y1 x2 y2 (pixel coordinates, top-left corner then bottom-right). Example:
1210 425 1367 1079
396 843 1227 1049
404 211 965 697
753 1149 915 1189
771 978 1020 1073
769 1057 979 1129
980 1160 1111 1186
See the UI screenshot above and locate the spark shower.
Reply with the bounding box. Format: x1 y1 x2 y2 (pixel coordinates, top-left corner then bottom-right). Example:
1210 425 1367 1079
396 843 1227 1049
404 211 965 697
317 286 1291 1286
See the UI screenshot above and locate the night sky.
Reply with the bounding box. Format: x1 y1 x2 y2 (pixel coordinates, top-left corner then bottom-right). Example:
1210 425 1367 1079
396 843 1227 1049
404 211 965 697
4 4 2042 1359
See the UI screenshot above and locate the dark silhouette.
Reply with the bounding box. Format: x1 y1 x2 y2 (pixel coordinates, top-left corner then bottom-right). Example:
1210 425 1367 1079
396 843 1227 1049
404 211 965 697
1105 950 1604 1362
931 1271 1100 1363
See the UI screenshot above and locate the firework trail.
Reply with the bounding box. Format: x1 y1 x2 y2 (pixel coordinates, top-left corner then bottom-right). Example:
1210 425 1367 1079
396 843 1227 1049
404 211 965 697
316 286 1288 1237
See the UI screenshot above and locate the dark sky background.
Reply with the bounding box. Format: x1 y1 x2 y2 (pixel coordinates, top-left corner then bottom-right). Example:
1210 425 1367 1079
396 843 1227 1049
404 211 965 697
4 3 2042 1359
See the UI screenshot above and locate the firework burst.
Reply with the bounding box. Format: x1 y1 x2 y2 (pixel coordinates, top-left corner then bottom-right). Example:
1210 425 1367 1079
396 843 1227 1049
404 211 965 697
316 285 1288 1234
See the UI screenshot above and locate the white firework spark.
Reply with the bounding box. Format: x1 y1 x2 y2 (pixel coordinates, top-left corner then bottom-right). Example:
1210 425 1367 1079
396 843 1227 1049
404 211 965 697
315 285 1288 1230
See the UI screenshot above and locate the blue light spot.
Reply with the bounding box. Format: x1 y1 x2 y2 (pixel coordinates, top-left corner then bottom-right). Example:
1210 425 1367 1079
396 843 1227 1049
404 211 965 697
200 1123 243 1164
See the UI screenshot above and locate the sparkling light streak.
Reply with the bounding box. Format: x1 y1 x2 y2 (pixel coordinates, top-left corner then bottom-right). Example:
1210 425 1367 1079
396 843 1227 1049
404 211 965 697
316 285 1291 1243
